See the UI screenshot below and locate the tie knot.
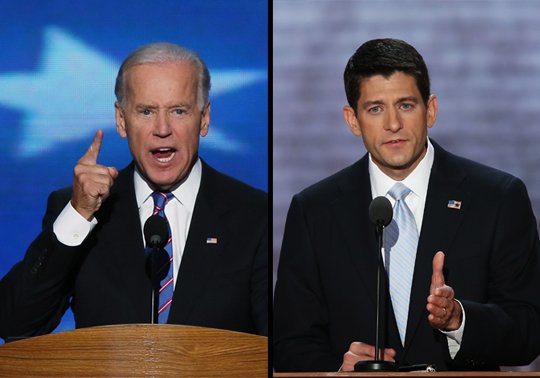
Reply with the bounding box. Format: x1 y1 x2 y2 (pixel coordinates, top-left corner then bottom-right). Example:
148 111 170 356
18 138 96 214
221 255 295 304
387 182 411 201
151 192 174 212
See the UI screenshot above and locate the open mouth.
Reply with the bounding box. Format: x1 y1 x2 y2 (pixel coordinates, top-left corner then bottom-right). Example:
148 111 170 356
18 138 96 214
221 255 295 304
151 148 176 163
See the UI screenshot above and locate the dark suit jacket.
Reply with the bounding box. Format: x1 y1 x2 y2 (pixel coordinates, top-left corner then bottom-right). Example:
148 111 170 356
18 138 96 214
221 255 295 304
0 160 268 339
274 140 540 371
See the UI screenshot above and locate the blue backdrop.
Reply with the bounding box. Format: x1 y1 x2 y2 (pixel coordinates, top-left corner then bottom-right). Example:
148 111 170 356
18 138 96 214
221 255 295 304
0 0 267 334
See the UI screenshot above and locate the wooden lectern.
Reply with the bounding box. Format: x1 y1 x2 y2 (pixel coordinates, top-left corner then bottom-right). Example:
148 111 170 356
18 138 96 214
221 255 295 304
0 324 267 377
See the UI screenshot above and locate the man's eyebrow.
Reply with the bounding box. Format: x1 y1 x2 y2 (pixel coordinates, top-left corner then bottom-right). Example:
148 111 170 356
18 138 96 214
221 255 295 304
167 103 192 109
361 96 419 108
361 99 384 109
134 104 158 109
396 96 419 103
132 103 195 112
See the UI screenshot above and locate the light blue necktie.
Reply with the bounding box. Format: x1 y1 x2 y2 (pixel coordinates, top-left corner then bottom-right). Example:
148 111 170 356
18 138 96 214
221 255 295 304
151 192 175 324
384 183 418 345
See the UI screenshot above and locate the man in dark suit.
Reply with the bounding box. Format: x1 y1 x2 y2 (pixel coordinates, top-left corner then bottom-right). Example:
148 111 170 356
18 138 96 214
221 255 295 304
0 42 267 340
274 38 540 371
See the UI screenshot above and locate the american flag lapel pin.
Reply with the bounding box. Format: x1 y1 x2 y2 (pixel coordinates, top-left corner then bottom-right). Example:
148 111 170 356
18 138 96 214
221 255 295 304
206 237 218 244
447 200 462 210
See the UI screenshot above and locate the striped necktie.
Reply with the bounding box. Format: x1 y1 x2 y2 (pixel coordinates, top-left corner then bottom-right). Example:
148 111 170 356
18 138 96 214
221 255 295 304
383 183 418 345
151 191 175 324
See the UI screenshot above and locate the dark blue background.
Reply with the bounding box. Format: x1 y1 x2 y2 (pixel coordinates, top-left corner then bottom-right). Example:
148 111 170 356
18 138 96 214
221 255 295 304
0 0 267 334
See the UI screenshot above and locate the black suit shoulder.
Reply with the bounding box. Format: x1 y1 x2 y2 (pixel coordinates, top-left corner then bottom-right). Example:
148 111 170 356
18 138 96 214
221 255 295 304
433 142 529 199
295 158 367 205
437 143 515 178
201 161 267 213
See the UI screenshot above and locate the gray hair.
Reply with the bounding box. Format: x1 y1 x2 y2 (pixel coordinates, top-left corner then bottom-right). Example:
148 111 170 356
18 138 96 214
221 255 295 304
114 42 211 110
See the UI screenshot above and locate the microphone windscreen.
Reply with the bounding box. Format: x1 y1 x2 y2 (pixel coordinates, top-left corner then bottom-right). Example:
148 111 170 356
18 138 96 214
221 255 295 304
143 215 169 248
146 248 170 285
369 196 393 227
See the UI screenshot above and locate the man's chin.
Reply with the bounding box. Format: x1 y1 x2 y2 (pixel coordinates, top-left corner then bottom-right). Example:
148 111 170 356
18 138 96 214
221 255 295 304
140 171 176 191
374 156 420 179
389 161 414 170
379 155 414 170
149 172 189 192
137 161 192 191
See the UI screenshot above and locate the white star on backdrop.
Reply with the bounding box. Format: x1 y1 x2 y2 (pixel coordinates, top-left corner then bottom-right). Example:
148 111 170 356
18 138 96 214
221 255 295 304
0 26 266 157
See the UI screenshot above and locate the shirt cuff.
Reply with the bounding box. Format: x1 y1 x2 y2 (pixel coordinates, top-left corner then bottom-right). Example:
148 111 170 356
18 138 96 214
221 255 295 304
440 299 466 359
53 202 98 246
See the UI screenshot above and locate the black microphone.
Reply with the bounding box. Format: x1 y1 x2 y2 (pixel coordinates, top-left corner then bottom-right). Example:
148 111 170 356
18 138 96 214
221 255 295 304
369 196 392 228
355 196 398 372
144 214 168 249
144 214 170 284
143 214 171 324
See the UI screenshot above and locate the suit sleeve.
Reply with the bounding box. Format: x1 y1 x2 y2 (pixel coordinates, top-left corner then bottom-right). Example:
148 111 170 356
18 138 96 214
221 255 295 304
251 208 269 336
0 190 85 341
453 177 540 367
274 194 342 372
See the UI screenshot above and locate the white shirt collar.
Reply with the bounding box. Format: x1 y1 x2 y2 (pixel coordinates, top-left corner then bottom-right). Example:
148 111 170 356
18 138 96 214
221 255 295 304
134 158 202 213
369 138 434 201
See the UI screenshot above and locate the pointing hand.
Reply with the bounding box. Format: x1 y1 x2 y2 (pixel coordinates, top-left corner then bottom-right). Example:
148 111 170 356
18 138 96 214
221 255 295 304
426 251 462 331
71 130 118 220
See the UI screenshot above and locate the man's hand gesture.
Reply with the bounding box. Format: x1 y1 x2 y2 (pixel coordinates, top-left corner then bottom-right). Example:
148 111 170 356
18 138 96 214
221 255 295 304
426 251 462 331
71 130 118 220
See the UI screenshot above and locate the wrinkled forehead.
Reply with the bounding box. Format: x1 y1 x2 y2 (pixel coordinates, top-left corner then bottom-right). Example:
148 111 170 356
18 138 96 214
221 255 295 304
123 62 199 105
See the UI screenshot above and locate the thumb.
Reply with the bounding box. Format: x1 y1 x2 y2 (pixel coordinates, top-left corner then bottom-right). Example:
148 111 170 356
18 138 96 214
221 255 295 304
107 166 119 179
430 251 446 292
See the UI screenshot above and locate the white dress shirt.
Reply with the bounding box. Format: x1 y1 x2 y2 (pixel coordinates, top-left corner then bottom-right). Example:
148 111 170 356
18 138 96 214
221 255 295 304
53 159 202 288
368 139 465 358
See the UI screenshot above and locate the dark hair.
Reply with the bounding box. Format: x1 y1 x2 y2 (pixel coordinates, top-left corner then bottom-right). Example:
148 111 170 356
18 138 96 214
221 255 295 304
343 38 430 112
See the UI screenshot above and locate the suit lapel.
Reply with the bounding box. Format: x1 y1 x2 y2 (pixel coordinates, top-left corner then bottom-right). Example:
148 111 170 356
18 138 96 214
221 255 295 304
168 162 227 323
332 159 380 306
403 142 470 352
332 157 402 348
94 163 152 321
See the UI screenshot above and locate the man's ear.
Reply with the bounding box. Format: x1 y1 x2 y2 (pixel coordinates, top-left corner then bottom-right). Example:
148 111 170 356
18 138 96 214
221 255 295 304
200 102 211 137
343 105 362 137
426 95 438 129
115 102 127 138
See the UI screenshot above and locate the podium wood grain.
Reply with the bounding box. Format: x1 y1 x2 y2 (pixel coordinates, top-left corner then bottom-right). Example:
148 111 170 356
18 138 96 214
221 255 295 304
0 324 268 377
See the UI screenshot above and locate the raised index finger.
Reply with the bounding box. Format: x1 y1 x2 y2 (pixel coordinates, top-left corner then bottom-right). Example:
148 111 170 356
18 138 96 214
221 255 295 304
79 129 104 165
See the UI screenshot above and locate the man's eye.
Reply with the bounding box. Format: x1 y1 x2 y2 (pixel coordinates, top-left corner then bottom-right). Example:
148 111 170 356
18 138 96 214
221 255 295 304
368 106 382 114
141 109 152 115
173 108 186 115
400 103 414 110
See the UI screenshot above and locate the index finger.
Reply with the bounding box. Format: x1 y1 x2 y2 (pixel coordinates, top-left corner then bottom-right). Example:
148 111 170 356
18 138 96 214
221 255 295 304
430 251 446 292
79 129 104 165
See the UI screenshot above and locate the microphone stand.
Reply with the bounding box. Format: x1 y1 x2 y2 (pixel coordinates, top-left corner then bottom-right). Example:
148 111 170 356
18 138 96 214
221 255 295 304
150 284 158 324
146 246 169 324
355 224 398 372
148 247 159 324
